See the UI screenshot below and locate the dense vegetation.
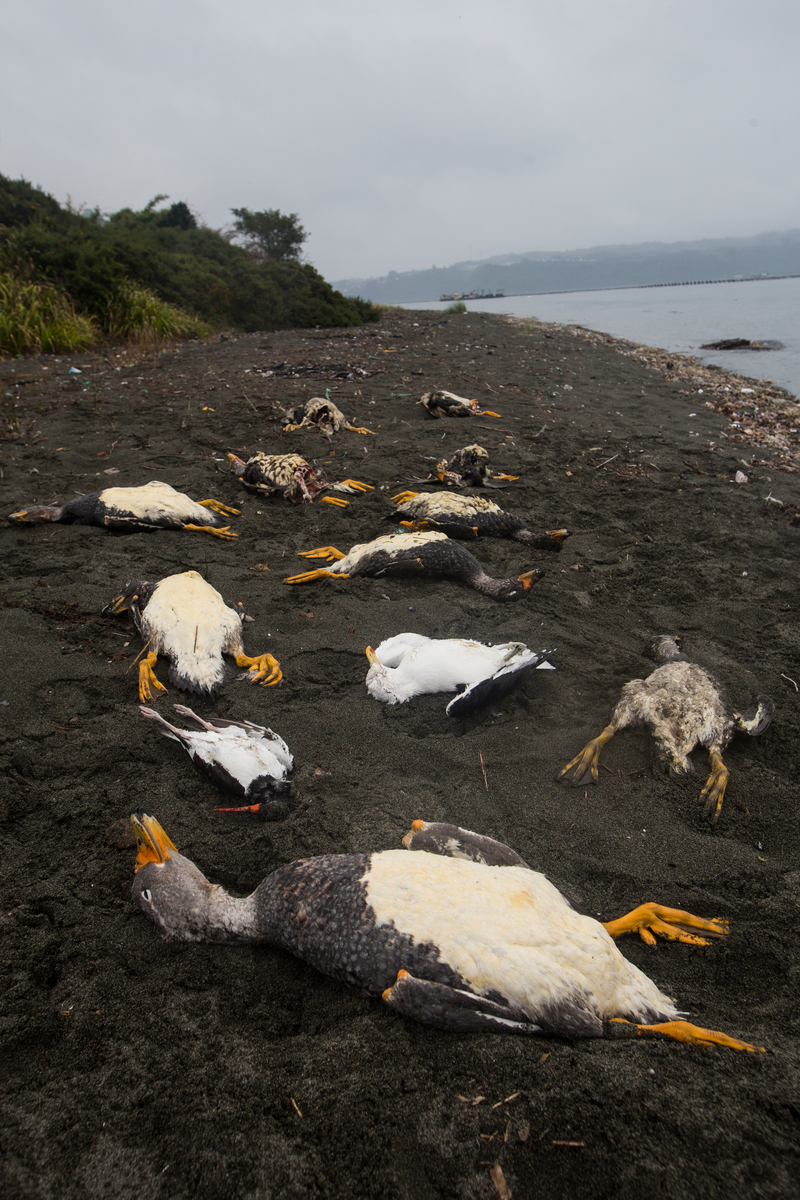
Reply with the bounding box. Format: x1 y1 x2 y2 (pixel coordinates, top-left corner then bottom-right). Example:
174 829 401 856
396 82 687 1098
0 175 378 355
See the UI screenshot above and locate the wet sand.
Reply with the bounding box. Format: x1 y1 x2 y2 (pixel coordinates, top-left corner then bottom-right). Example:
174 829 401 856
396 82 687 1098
1 309 799 1199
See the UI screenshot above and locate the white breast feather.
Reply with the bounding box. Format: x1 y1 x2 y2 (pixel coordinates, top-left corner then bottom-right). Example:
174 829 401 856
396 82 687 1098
336 531 448 573
186 732 291 785
367 638 535 704
102 482 210 523
142 572 244 690
364 853 678 1023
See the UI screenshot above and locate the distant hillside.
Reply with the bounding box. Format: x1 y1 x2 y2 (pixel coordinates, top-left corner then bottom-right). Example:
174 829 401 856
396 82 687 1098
335 231 800 304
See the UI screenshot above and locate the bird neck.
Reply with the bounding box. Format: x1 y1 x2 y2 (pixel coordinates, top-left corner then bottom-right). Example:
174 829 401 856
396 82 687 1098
204 886 262 941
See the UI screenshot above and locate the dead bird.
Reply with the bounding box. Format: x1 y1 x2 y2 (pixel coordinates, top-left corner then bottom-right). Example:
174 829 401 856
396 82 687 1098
282 396 374 438
104 569 282 702
365 633 554 717
227 451 372 507
129 812 763 1052
8 480 240 538
140 704 294 816
415 443 518 489
418 390 502 419
283 531 544 600
388 490 571 551
559 635 774 823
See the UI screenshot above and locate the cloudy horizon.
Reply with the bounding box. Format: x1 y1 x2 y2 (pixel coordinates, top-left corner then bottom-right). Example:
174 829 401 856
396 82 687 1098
3 0 798 282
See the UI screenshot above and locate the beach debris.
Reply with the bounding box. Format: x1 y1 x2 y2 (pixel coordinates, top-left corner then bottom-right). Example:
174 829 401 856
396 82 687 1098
735 470 748 483
489 1164 511 1199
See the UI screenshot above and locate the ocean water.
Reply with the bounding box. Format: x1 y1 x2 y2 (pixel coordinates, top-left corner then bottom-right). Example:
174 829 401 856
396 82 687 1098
403 276 800 400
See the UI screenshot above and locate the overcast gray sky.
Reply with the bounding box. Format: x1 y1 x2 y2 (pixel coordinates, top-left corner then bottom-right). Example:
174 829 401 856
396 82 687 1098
3 0 798 282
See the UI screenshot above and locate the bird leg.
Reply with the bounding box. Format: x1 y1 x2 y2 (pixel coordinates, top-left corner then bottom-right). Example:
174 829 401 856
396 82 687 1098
607 1018 764 1053
182 524 239 539
139 652 168 703
602 903 729 946
700 748 730 823
559 724 617 785
318 497 350 506
391 490 420 504
197 499 241 517
332 479 374 493
215 802 263 814
344 422 376 435
235 652 282 686
283 569 343 584
296 546 346 560
491 473 519 481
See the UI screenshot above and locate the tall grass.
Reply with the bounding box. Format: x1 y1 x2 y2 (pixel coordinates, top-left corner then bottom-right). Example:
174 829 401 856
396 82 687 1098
105 283 208 346
0 272 98 356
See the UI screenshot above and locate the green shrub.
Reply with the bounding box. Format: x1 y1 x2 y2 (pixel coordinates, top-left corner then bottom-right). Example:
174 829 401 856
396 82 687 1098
105 283 207 345
445 300 467 314
0 272 98 356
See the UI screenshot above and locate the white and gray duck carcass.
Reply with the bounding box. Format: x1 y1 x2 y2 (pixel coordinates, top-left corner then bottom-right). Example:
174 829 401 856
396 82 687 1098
140 704 294 817
104 570 282 702
365 632 554 717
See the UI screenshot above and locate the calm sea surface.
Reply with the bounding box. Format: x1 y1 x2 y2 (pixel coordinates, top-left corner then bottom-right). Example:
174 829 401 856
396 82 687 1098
402 276 800 400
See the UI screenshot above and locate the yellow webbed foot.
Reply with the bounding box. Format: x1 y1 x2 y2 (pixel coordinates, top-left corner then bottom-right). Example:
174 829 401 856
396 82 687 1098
492 473 519 481
139 652 167 703
282 423 303 432
319 496 350 506
559 725 617 786
296 546 345 561
700 750 729 823
197 499 241 517
235 651 282 686
602 903 730 947
391 490 420 505
610 1018 764 1054
334 479 373 493
344 423 376 435
183 523 239 539
398 520 430 531
284 568 343 584
477 408 502 418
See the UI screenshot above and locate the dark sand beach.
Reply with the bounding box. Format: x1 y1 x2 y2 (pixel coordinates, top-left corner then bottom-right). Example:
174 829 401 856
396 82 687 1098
1 309 799 1199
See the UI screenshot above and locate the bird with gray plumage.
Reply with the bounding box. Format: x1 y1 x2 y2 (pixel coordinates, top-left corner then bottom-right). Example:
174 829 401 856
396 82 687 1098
129 811 763 1052
559 636 774 823
388 490 571 550
8 480 240 537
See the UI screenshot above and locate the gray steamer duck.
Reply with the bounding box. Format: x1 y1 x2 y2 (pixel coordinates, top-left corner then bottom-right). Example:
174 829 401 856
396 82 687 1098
130 812 763 1052
283 531 544 599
